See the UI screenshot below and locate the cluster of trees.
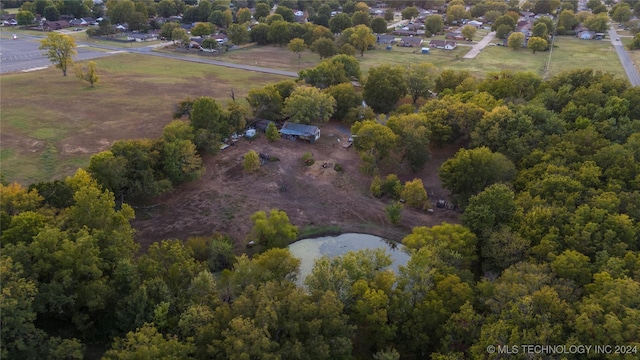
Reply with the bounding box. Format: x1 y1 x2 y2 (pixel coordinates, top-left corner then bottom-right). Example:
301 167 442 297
86 95 253 202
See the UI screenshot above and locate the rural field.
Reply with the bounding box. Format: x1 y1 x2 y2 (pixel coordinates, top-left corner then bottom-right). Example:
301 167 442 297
0 53 288 185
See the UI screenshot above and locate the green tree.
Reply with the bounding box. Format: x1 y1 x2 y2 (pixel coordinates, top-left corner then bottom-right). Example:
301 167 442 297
208 9 225 27
201 38 220 52
351 10 371 27
275 5 295 22
160 139 203 185
236 7 252 24
243 150 260 173
325 83 363 120
160 21 180 40
16 10 35 25
254 3 271 21
171 28 189 46
425 15 444 35
246 86 283 120
283 86 336 124
107 0 135 24
507 31 525 50
363 64 407 113
462 183 519 238
228 23 250 45
248 209 298 250
157 0 177 17
74 60 99 88
43 5 60 21
402 6 419 20
405 62 438 104
0 256 48 359
310 37 338 59
461 24 476 40
527 36 548 53
371 17 387 34
531 22 548 39
39 32 77 76
268 20 292 46
352 120 398 160
557 9 578 33
265 122 279 141
447 4 467 24
329 12 353 34
350 24 376 56
612 4 633 23
401 178 429 209
287 37 306 69
439 147 517 207
191 22 215 37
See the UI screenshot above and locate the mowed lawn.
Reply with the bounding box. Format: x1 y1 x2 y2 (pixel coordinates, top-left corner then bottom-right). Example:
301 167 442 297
0 53 288 185
215 35 627 80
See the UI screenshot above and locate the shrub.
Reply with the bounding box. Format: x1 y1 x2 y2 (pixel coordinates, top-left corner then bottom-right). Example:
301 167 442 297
302 151 314 166
266 122 280 141
382 174 403 199
385 201 403 225
401 178 429 209
243 150 260 172
370 176 383 197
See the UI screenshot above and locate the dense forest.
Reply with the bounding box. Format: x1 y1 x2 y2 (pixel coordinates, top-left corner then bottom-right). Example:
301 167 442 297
2 66 640 359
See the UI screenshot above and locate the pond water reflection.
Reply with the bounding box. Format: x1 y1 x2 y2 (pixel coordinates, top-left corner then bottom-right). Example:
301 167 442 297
288 233 411 286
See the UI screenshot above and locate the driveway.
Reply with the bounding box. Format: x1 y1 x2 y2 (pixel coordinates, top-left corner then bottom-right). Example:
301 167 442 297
463 31 495 59
608 26 640 87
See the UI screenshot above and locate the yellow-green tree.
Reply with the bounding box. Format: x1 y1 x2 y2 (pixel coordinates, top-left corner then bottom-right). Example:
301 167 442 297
401 178 429 209
74 61 100 88
350 24 376 57
243 150 260 173
39 32 77 76
248 209 298 250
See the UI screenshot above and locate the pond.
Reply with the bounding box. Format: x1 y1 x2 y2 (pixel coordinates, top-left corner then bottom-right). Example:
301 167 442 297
288 233 411 286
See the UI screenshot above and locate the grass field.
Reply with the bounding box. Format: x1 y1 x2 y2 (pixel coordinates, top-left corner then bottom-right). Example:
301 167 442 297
213 34 627 80
1 53 288 185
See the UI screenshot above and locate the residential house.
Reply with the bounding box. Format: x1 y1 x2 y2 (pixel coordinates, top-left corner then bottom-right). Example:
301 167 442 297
42 20 71 30
429 40 457 49
400 36 424 47
392 29 419 36
376 34 396 44
467 20 483 28
577 30 596 40
446 31 465 40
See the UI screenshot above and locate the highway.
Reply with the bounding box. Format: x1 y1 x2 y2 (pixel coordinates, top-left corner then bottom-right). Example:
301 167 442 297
608 26 640 86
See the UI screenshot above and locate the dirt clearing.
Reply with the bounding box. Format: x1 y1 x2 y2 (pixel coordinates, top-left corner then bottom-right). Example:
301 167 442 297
132 123 461 250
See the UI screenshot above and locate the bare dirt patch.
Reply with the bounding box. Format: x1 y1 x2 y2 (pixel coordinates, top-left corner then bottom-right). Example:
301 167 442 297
132 123 461 251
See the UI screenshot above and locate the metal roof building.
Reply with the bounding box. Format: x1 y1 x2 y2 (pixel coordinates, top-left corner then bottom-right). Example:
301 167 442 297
279 122 321 143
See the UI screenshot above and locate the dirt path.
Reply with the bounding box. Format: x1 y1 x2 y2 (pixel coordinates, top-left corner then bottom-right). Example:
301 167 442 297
131 123 461 251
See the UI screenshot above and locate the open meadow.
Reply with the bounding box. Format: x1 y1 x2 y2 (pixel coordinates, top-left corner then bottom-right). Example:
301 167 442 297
0 53 288 185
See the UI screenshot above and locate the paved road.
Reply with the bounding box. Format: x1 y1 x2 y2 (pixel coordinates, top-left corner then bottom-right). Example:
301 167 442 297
462 31 495 59
0 35 118 74
608 26 640 87
0 34 298 77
